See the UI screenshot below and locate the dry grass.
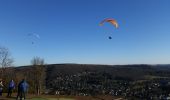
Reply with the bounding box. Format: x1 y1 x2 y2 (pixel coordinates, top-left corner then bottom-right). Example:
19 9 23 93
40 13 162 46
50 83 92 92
0 93 124 100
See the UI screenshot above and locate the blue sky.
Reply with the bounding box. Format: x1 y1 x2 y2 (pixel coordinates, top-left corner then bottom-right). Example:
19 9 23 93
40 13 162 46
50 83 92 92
0 0 170 66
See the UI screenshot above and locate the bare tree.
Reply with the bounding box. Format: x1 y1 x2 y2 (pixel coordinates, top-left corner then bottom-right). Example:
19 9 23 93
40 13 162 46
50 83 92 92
31 57 46 95
0 46 13 79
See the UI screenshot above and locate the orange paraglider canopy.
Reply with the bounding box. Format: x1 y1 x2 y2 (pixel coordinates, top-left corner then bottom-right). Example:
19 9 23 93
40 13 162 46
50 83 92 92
100 18 118 28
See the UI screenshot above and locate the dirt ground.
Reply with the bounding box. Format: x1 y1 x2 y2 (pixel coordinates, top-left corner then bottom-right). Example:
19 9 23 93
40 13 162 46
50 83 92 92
0 93 123 100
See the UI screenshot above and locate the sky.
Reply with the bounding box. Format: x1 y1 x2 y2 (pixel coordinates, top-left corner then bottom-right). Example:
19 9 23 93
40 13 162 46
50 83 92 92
0 0 170 66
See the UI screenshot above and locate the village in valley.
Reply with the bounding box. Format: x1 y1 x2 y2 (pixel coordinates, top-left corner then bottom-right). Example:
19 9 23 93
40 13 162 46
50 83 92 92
0 0 170 100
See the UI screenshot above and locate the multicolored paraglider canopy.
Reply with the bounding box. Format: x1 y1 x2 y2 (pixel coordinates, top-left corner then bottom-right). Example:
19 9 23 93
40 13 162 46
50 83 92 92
100 18 118 29
99 18 119 39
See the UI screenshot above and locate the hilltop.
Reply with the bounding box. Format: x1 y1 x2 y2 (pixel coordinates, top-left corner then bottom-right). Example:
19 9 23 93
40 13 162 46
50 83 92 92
16 63 170 81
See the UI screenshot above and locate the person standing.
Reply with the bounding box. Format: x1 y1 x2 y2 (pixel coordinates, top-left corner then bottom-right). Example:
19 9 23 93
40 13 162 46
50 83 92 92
0 79 3 96
16 79 29 100
7 79 15 97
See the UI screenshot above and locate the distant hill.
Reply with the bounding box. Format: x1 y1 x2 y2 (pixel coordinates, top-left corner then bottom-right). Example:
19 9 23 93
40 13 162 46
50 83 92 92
16 63 170 79
151 64 170 70
12 64 170 90
2 63 167 96
45 64 153 79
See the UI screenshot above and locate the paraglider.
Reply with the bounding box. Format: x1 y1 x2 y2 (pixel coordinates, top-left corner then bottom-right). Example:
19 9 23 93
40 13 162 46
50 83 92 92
100 18 118 39
28 33 40 39
100 18 118 28
27 33 40 44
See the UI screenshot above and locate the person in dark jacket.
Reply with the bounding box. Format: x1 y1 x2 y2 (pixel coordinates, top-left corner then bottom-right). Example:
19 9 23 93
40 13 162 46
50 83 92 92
7 79 15 97
16 79 29 100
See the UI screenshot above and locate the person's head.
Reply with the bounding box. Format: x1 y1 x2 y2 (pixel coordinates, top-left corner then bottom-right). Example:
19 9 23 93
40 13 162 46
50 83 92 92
22 79 26 82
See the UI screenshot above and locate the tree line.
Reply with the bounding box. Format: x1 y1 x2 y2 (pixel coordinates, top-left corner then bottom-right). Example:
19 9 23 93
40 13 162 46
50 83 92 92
0 45 46 95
